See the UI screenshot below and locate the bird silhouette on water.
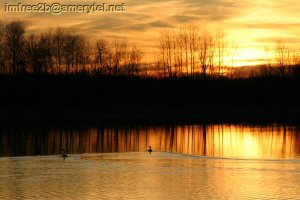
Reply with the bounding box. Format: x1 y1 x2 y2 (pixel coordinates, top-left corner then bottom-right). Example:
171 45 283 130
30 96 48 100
61 149 68 159
148 146 152 154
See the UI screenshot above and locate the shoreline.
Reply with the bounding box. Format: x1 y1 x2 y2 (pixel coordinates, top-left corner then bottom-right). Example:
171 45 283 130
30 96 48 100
1 106 300 127
1 75 300 127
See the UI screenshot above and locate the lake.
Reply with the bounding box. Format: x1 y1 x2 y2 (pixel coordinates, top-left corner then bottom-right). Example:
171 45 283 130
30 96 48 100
0 124 300 199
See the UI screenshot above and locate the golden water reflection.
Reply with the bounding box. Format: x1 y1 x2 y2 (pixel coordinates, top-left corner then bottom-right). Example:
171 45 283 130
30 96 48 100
1 124 300 159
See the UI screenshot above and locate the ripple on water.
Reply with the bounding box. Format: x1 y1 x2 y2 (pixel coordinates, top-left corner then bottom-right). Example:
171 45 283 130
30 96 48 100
0 152 300 199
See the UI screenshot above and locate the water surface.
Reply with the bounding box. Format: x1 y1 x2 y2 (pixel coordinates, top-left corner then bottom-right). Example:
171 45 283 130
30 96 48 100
0 124 299 199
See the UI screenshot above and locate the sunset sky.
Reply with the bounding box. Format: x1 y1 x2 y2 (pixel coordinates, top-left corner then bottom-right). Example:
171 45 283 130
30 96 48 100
1 0 300 66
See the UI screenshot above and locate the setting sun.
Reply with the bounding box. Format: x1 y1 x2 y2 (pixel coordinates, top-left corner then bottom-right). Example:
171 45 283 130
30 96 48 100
1 0 300 199
1 0 300 67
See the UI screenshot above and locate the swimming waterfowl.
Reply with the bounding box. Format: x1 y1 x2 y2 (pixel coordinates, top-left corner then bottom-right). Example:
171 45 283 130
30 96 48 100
148 146 152 153
61 149 68 158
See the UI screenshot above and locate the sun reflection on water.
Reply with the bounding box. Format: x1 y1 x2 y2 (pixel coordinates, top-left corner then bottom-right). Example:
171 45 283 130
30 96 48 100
1 124 299 159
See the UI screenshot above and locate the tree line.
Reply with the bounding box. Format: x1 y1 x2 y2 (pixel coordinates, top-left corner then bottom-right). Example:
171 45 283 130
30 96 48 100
155 24 300 79
258 40 300 77
1 20 300 78
0 20 143 75
155 23 240 78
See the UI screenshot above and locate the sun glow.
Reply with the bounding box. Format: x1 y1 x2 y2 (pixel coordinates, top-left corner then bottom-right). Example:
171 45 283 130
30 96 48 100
1 0 300 68
233 48 270 67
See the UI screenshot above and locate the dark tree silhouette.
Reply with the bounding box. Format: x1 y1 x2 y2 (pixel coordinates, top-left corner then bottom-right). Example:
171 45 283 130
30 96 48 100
127 46 143 75
25 34 40 73
3 21 25 74
95 39 109 74
53 27 64 73
1 20 300 79
0 21 4 74
40 31 54 73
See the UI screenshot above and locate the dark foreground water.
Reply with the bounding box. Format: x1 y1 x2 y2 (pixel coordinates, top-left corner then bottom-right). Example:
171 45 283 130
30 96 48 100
0 124 300 199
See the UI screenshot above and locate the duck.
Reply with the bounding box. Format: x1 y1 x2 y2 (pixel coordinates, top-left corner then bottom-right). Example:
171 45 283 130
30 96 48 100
61 149 68 158
148 146 153 153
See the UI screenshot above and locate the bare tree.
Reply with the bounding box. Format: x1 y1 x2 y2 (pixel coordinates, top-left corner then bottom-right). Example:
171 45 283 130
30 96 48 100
4 21 26 73
215 29 227 77
113 41 122 74
260 45 274 77
176 30 184 76
207 35 215 78
80 42 92 73
127 46 143 75
1 20 148 76
179 25 190 76
25 32 53 74
40 31 54 73
187 24 198 77
73 36 86 73
53 27 64 73
0 21 4 74
63 32 79 74
198 32 214 77
159 30 185 77
159 31 174 77
292 50 300 66
153 51 166 77
25 34 40 73
95 39 108 74
229 40 238 79
158 34 167 76
110 40 135 75
275 40 292 76
158 24 227 78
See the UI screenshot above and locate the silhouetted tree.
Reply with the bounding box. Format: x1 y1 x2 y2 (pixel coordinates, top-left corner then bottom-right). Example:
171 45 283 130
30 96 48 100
25 32 55 74
275 40 292 76
159 31 174 77
180 25 190 76
187 24 198 77
80 41 92 73
229 40 238 79
176 30 184 76
40 31 54 73
0 21 4 74
215 30 227 77
73 36 86 73
25 34 40 73
64 33 80 74
198 32 214 77
112 40 129 74
53 27 64 73
95 39 110 74
127 46 143 75
3 21 26 73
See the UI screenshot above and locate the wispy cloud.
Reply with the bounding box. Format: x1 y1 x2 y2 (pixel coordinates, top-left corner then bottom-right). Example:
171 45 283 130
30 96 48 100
1 0 300 64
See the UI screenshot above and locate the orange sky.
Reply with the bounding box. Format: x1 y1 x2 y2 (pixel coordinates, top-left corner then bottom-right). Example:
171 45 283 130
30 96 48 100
1 0 300 66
